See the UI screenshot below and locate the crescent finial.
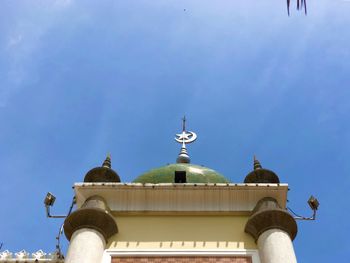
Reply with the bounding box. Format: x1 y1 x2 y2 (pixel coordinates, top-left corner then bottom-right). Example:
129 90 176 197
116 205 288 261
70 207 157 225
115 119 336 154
175 117 197 163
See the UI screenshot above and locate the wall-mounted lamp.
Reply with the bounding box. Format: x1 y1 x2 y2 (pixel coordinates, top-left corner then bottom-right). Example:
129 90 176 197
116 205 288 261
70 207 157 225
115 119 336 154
308 195 319 211
44 192 66 219
44 192 56 207
288 195 319 221
43 192 76 259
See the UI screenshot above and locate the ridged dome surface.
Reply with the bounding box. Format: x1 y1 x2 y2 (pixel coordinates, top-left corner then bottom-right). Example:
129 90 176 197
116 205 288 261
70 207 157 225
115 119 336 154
84 166 120 182
133 163 229 184
244 168 280 184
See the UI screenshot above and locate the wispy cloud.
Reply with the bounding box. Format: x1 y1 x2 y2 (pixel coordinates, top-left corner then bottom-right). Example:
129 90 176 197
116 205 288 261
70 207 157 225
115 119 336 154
0 1 75 108
53 0 73 9
7 34 23 49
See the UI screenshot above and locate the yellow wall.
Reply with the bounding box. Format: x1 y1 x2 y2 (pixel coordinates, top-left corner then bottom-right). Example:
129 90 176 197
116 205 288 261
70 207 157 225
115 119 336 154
107 215 256 250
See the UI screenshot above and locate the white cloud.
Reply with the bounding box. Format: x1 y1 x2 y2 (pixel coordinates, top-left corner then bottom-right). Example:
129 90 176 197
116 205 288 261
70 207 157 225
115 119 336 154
1 1 76 108
53 0 73 9
7 34 23 48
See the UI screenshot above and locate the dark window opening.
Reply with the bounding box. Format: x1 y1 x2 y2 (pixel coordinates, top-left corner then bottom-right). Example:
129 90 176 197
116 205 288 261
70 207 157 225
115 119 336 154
175 171 187 183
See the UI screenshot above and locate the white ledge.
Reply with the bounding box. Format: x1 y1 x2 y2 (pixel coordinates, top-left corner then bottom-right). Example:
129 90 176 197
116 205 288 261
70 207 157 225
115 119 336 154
74 183 288 214
75 182 286 187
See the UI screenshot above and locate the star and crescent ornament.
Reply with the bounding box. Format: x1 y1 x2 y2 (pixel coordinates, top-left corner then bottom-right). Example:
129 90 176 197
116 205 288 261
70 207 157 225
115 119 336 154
174 116 196 164
174 116 197 145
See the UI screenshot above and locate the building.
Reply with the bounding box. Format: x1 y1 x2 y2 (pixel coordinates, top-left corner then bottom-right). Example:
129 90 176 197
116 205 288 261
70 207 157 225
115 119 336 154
0 120 313 263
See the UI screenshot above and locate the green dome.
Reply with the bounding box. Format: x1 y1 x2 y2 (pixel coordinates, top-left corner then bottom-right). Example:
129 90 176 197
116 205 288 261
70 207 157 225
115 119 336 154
133 163 229 184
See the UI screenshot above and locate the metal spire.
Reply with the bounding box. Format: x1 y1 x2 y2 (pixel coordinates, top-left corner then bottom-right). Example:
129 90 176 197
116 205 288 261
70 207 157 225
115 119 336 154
182 116 186 131
253 155 262 170
175 116 197 163
102 153 111 168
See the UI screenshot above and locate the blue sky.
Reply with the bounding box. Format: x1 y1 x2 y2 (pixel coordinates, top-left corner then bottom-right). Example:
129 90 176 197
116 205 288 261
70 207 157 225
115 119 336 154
0 0 349 262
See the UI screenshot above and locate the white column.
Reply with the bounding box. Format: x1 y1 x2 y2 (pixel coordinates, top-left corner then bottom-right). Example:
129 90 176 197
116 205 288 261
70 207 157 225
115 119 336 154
65 228 106 263
257 229 297 263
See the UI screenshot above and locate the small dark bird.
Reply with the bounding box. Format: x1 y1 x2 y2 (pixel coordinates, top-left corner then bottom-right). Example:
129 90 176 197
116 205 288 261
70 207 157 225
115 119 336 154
184 9 186 11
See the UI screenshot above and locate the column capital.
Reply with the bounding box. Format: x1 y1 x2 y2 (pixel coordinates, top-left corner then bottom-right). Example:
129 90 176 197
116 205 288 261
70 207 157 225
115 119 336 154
245 197 297 242
64 195 118 242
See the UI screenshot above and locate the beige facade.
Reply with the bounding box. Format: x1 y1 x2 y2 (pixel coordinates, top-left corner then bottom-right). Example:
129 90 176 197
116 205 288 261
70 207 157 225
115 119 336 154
62 182 296 263
60 152 299 263
0 125 307 263
108 215 256 250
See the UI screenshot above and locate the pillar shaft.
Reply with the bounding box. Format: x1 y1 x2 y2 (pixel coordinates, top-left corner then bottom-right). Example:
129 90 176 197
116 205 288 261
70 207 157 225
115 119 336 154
65 228 106 263
64 196 118 263
245 197 298 263
257 229 297 263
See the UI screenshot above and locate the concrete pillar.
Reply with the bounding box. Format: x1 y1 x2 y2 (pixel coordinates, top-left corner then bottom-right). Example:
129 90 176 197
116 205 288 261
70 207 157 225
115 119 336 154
64 196 118 263
65 228 106 263
257 229 297 263
245 197 298 263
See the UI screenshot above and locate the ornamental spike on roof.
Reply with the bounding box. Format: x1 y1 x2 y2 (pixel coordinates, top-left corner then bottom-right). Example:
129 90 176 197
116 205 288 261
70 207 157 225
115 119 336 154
174 116 197 164
102 153 112 168
254 155 262 170
0 249 63 262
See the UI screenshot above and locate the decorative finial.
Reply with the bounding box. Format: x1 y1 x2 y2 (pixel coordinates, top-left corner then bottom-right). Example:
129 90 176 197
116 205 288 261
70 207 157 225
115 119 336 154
102 153 111 168
175 116 197 163
182 115 186 132
244 156 280 183
254 155 262 170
